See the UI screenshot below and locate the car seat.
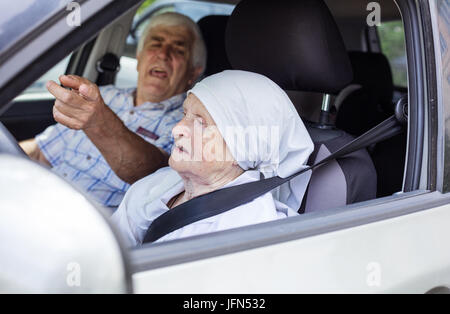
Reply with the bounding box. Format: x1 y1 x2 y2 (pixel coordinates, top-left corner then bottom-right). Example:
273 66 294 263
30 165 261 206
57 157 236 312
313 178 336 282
335 51 407 197
225 0 377 212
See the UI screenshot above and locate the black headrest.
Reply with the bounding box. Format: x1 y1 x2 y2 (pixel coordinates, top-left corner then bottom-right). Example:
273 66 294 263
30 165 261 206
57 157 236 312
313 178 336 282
225 0 352 94
197 15 232 77
348 51 394 104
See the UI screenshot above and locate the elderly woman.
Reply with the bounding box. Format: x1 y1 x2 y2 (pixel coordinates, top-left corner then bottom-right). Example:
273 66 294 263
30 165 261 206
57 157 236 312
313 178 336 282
111 70 314 246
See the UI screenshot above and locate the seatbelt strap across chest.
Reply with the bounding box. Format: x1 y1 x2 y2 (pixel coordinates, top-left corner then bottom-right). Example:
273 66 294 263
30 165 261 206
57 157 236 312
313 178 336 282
143 115 404 243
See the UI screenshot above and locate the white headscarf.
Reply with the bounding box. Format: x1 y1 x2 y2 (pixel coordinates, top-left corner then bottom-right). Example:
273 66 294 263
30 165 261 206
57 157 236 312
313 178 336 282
188 70 314 210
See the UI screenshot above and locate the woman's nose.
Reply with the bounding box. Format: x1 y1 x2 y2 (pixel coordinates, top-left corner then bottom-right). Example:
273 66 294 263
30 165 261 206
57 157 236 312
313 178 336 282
172 119 191 139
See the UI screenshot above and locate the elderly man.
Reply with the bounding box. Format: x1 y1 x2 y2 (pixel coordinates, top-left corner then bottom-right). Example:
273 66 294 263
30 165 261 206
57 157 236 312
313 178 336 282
19 12 206 210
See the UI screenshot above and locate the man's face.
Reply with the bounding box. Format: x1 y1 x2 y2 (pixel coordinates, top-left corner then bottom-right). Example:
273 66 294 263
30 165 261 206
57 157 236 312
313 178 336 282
136 24 196 104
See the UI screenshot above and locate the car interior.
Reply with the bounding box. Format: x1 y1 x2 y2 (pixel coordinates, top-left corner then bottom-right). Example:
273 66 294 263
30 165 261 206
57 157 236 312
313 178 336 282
0 0 410 239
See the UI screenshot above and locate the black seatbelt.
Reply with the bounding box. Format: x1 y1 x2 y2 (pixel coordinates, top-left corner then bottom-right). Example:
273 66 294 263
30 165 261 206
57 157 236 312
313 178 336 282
143 115 404 244
96 53 120 86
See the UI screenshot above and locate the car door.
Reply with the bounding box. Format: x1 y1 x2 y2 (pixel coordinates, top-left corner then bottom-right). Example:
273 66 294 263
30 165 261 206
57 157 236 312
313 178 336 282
1 0 448 294
127 0 450 294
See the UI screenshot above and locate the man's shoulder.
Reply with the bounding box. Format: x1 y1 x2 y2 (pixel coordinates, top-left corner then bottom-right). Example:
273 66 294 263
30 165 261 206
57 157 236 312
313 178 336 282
163 93 186 113
98 84 120 95
99 85 135 107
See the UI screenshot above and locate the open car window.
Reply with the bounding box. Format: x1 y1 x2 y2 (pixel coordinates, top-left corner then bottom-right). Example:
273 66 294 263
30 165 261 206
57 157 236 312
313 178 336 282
13 0 414 249
125 0 423 257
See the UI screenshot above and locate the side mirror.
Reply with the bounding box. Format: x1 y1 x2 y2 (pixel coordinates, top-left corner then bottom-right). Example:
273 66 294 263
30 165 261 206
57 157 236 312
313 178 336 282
0 154 131 293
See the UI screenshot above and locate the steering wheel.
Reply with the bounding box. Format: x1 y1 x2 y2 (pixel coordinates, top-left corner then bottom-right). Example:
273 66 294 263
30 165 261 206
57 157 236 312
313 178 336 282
0 121 27 157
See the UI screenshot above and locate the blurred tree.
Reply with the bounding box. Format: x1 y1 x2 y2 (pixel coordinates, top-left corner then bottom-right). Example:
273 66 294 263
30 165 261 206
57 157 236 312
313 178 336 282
137 0 157 15
378 21 408 87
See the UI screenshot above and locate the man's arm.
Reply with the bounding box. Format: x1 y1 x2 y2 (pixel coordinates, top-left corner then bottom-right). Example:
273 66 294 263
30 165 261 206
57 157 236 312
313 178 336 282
19 138 51 167
81 107 169 184
46 75 168 184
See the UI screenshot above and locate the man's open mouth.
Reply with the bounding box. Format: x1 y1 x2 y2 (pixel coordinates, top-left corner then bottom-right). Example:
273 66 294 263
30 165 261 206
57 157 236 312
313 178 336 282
149 67 168 79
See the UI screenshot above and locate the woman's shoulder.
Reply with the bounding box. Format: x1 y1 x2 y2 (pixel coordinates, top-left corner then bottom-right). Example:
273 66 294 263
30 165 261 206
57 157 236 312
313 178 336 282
135 166 180 183
129 166 182 197
112 167 182 245
116 167 182 211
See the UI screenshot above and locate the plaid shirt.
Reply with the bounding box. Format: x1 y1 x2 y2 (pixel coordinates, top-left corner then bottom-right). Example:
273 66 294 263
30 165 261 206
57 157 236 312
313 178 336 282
36 85 185 209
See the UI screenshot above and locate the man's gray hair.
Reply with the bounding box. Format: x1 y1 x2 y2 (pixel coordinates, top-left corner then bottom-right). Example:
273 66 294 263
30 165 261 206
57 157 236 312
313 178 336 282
137 12 207 72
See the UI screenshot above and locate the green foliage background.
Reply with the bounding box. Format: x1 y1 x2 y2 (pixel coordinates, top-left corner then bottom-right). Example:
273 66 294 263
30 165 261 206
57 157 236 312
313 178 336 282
137 0 157 15
378 21 408 87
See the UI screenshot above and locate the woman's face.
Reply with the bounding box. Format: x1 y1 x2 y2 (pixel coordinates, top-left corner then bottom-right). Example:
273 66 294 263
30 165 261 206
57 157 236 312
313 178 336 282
169 93 237 181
